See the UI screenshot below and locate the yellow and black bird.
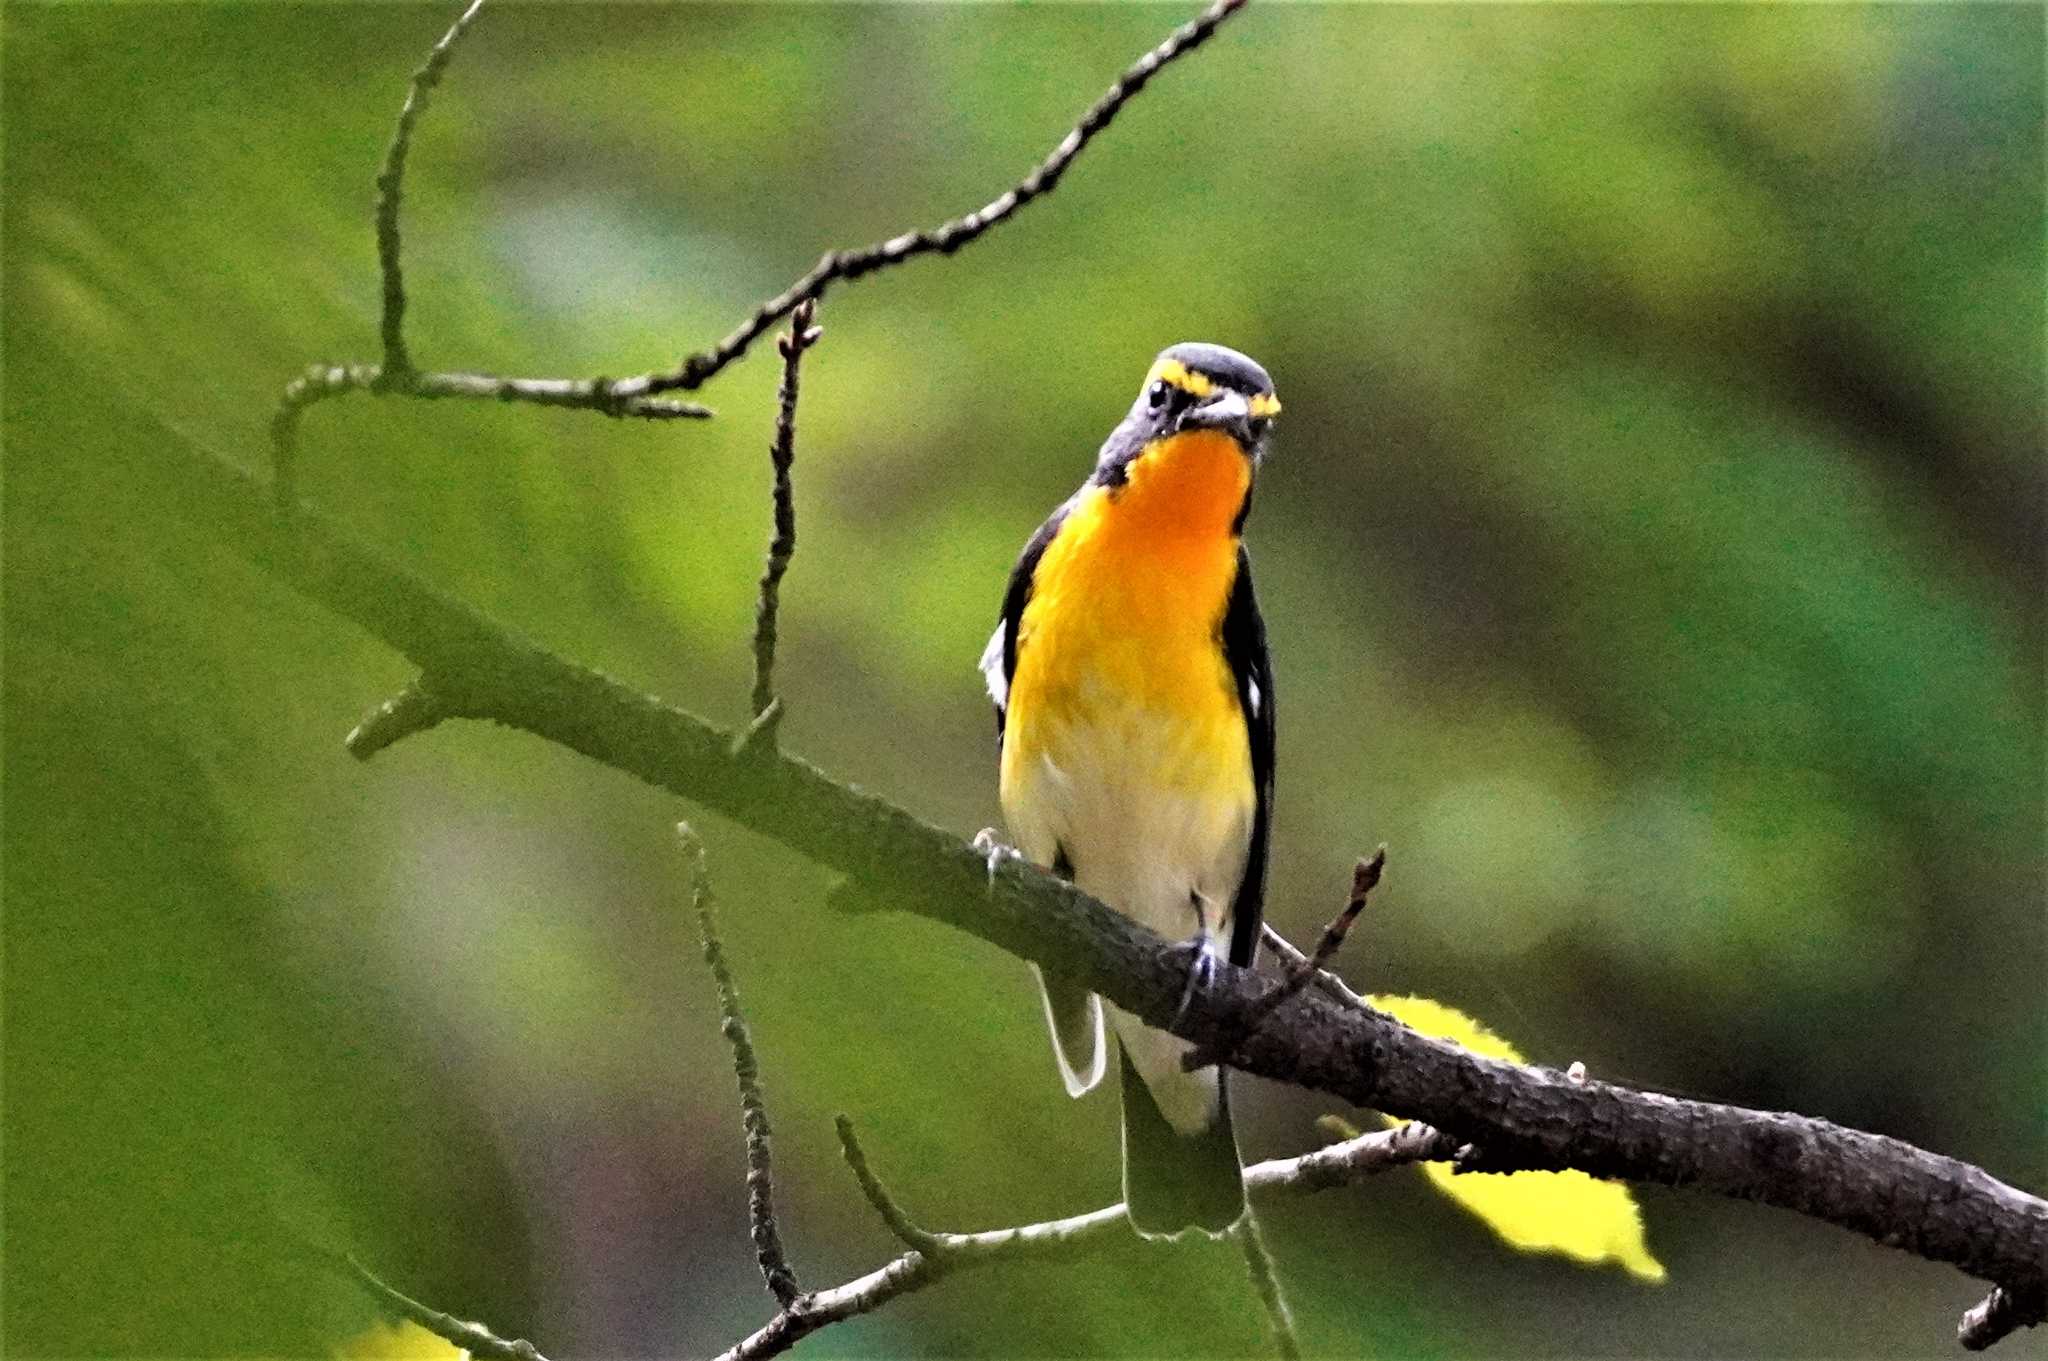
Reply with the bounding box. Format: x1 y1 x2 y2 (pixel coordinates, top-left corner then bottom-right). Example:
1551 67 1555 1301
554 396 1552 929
982 342 1279 1237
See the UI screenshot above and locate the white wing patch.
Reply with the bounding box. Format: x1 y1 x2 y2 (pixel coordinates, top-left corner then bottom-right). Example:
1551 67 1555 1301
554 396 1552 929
980 622 1009 710
1247 677 1262 719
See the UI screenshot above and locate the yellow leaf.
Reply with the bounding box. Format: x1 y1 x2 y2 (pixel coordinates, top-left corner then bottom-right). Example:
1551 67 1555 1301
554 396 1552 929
1368 993 1668 1284
335 1321 470 1361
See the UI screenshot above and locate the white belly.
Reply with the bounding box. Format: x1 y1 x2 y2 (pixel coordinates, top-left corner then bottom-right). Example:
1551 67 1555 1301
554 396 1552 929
1003 705 1255 1135
1005 704 1254 944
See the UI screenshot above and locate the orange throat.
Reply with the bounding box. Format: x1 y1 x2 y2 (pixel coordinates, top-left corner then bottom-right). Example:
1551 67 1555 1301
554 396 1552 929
1000 423 1257 839
1110 430 1252 544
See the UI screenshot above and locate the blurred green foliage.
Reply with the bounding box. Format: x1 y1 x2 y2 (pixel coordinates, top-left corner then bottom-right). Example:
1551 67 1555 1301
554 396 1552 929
5 4 2041 1357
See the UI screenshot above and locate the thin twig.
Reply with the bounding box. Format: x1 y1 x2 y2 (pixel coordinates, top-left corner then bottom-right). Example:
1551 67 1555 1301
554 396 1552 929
269 0 1238 506
836 1115 945 1255
612 0 1251 401
1186 849 1385 1071
1235 1212 1302 1361
1961 1284 2045 1351
375 0 489 385
711 1119 1454 1361
1260 921 1370 1011
323 1250 547 1361
269 364 711 507
743 299 822 748
680 825 802 1308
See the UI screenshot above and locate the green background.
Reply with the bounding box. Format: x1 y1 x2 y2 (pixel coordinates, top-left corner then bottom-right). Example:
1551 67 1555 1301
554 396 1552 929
6 3 2042 1357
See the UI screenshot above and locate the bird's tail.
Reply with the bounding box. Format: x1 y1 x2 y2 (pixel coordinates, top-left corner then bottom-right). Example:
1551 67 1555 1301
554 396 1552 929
1118 1045 1245 1238
1033 964 1107 1096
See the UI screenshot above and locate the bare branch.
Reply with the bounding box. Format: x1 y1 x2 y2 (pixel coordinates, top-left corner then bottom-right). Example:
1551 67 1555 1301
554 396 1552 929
136 417 2047 1346
325 1251 547 1361
680 825 802 1308
744 299 822 748
611 0 1252 401
269 364 711 507
1235 1214 1301 1361
1260 920 1371 1012
269 0 1237 505
315 1117 1480 1361
375 0 489 384
835 1115 946 1256
714 1119 1452 1361
1961 1284 2046 1351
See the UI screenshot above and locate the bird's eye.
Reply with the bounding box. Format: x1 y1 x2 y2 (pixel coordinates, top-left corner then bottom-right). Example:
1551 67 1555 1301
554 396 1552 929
1147 381 1173 410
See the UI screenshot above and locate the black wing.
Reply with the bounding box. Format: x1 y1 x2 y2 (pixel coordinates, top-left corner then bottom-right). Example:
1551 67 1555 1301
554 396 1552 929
1221 543 1274 969
986 502 1070 747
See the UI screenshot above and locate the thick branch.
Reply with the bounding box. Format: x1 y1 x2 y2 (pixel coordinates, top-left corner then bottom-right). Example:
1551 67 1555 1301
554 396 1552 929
139 417 2047 1346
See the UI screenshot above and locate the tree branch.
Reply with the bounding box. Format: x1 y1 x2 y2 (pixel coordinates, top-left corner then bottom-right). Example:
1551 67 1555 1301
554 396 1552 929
270 364 711 508
1962 1284 2047 1352
1234 1214 1301 1361
345 675 447 758
269 0 1242 506
680 825 802 1308
710 1117 1455 1361
612 0 1250 401
374 0 488 384
322 1251 548 1361
742 299 821 751
1187 848 1385 1070
135 413 2047 1348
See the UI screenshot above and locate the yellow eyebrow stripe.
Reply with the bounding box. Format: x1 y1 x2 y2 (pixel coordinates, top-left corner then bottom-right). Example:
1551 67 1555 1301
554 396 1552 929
1149 358 1215 397
1149 358 1282 417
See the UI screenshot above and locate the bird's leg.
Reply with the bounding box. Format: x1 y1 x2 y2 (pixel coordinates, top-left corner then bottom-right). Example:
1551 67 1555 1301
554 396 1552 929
972 827 1022 890
1171 890 1220 1027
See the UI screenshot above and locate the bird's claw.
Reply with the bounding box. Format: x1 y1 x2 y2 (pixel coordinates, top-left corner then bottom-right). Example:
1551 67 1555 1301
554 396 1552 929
1170 933 1218 1028
972 827 1020 889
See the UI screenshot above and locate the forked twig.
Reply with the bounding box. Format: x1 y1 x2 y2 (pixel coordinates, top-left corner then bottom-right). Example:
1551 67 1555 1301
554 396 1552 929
705 1116 1456 1361
1185 849 1385 1071
268 0 1247 507
613 0 1250 401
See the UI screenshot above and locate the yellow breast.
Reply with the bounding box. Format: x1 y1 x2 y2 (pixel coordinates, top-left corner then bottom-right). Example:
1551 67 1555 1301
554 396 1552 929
1002 431 1254 806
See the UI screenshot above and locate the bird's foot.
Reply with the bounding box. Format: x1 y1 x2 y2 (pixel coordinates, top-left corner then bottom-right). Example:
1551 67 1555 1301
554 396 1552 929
971 827 1021 890
1169 931 1218 1028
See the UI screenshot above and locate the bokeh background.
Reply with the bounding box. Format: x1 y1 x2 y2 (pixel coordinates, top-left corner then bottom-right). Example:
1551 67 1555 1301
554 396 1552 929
7 4 2043 1357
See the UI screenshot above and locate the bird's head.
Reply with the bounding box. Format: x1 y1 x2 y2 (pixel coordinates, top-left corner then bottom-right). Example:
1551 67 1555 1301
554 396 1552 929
1098 342 1280 485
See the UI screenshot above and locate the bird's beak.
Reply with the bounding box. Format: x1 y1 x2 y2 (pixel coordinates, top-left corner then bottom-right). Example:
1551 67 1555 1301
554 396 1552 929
1179 389 1254 445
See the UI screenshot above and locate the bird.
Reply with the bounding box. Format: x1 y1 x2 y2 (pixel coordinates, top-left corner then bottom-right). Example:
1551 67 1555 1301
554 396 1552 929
981 341 1278 1238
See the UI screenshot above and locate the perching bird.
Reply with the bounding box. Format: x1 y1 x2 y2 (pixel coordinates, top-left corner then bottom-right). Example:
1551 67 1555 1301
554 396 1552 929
981 342 1278 1237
